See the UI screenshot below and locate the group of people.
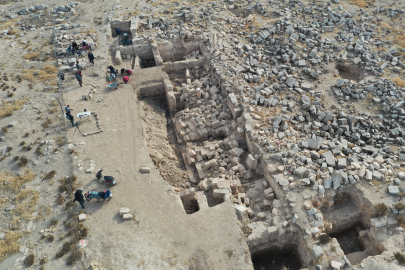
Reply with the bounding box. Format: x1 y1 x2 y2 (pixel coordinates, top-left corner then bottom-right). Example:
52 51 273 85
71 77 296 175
107 65 133 84
67 40 92 55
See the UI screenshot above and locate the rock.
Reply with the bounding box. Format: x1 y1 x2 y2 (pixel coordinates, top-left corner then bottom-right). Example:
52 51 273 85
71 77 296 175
273 174 289 186
331 261 342 269
322 151 335 167
324 178 332 189
119 207 130 216
122 213 134 220
78 213 87 222
139 167 151 173
5 205 15 211
398 172 405 179
372 171 383 181
312 245 324 258
388 186 400 195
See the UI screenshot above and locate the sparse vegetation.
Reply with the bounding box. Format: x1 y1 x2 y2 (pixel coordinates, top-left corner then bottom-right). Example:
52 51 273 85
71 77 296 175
349 0 367 8
12 156 19 161
0 99 27 118
66 249 82 266
43 170 56 180
50 218 58 226
18 156 29 167
397 216 405 228
375 203 389 217
24 253 35 266
0 231 24 262
1 126 8 133
56 241 75 258
318 234 331 244
394 252 405 265
78 223 88 239
56 136 66 147
395 203 405 211
47 234 55 242
22 52 40 61
35 147 44 155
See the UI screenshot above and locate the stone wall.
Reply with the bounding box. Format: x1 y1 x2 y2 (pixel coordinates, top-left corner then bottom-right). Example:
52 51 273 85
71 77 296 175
163 58 206 73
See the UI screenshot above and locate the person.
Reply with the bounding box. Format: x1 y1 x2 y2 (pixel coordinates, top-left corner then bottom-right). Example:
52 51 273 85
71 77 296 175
109 73 116 82
65 105 75 127
76 60 81 71
75 71 83 87
88 51 95 65
57 72 65 81
124 69 133 76
123 76 129 84
82 40 87 48
65 105 73 115
115 28 121 35
120 68 126 75
73 189 85 209
72 41 78 51
108 65 115 74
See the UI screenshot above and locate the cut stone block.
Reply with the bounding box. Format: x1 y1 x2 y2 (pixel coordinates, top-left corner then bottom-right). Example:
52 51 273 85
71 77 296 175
119 207 130 216
196 195 209 211
78 214 87 222
246 154 258 170
139 167 151 173
213 188 230 199
312 245 324 258
122 214 134 220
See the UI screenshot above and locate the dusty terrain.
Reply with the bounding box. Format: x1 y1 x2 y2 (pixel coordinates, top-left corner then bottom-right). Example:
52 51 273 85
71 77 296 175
1 0 405 270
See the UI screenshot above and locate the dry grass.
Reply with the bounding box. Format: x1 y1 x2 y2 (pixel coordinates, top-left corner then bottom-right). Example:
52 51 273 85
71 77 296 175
375 203 389 217
0 231 25 262
43 170 56 180
393 77 405 87
0 170 35 191
397 216 405 228
42 65 57 74
395 252 405 265
349 0 367 7
0 99 27 118
24 253 35 266
18 156 29 166
395 203 405 211
56 136 66 147
22 52 40 61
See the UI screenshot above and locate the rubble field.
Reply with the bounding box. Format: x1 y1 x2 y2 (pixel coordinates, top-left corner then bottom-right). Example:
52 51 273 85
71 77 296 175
2 0 405 269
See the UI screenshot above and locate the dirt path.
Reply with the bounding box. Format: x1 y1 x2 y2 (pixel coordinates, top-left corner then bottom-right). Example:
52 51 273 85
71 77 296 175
64 84 251 269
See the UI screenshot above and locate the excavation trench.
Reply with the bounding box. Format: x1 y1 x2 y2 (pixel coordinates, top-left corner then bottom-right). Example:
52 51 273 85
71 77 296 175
252 245 302 270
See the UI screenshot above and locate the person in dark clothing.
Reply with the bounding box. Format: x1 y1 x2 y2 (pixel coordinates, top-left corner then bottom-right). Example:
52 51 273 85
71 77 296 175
115 28 121 35
65 105 75 127
72 41 78 51
121 68 126 75
57 72 65 81
73 189 85 209
88 51 95 65
75 71 83 87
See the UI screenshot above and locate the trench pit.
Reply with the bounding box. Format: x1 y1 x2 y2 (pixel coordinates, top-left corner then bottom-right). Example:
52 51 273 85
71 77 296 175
251 246 302 270
335 63 364 82
329 223 366 254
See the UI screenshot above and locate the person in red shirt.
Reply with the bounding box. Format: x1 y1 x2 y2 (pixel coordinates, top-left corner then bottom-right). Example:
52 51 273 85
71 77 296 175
123 76 129 83
124 69 133 76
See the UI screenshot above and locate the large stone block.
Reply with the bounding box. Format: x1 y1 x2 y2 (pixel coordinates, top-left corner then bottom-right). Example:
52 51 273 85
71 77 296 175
246 154 258 170
78 214 87 222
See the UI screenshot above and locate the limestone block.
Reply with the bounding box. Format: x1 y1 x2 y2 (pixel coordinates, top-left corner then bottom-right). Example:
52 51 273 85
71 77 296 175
213 188 230 199
371 217 387 228
312 245 324 258
246 154 258 170
139 167 151 173
234 204 247 217
78 214 86 222
388 185 399 195
119 207 130 216
245 198 250 207
122 214 134 220
115 50 122 65
196 195 209 211
273 174 289 186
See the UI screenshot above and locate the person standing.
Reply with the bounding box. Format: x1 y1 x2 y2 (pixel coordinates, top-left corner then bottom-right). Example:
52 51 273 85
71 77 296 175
65 105 75 127
76 60 81 71
73 189 85 209
88 51 95 65
75 71 83 87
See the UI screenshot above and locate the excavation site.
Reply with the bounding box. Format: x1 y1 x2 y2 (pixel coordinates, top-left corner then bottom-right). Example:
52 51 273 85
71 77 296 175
1 0 405 270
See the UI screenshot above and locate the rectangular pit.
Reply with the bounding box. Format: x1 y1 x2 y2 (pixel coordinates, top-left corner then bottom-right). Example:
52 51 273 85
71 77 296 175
251 246 302 270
